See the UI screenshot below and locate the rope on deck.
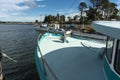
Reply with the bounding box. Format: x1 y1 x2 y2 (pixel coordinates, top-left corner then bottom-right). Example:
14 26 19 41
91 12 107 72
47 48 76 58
81 42 97 53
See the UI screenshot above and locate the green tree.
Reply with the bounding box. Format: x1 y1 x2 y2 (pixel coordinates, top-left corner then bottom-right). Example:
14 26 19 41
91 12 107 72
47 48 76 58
88 0 118 20
100 0 118 20
73 15 79 21
107 3 118 19
67 16 71 22
35 20 39 23
86 7 102 21
67 16 74 23
118 9 120 20
43 14 66 24
101 0 109 20
34 20 39 26
60 15 65 23
44 15 57 23
44 15 50 23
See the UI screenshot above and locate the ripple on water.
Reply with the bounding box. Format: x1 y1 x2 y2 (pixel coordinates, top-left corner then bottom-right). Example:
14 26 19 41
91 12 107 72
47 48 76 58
0 24 39 80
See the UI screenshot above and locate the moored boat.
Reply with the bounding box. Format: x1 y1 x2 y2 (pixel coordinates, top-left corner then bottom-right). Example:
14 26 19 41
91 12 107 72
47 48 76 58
36 21 120 80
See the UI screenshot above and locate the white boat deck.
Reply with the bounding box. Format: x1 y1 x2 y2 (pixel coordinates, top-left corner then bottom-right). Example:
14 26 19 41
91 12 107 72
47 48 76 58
38 33 107 80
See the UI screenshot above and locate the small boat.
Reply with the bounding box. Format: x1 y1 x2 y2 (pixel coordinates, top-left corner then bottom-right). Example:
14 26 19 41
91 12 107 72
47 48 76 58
36 21 120 80
40 24 48 28
35 23 47 30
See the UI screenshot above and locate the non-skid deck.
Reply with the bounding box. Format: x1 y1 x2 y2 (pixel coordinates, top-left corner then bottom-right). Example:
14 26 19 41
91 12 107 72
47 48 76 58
38 33 107 80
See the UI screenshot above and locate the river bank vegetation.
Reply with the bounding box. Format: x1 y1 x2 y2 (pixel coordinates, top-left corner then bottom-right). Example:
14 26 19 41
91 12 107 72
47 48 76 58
42 0 119 25
36 0 119 33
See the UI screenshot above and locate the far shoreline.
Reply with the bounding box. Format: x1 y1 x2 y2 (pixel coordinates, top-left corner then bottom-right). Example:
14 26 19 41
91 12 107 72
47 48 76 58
0 22 33 25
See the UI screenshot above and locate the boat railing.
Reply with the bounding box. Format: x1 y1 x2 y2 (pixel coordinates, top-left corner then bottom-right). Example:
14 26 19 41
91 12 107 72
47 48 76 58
0 46 3 80
37 33 59 80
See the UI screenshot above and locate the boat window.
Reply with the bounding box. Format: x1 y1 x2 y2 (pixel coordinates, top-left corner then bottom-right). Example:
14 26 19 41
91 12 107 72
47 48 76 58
114 40 120 75
106 37 114 63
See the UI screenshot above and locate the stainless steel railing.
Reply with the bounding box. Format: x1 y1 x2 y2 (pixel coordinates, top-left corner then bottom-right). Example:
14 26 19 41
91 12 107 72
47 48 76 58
37 33 59 80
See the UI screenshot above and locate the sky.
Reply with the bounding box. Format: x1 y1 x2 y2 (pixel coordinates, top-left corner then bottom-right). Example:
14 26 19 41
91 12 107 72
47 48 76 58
0 0 119 22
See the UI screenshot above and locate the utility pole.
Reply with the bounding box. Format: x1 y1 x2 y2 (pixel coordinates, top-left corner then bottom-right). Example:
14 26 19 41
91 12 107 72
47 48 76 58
40 14 42 26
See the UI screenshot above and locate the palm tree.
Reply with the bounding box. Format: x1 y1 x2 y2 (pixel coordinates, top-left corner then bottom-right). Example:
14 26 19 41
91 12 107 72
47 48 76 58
79 2 87 29
78 2 87 19
60 15 65 23
57 14 60 23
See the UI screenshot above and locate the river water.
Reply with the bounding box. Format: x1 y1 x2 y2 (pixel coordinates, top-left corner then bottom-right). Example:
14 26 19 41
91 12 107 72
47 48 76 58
0 24 39 80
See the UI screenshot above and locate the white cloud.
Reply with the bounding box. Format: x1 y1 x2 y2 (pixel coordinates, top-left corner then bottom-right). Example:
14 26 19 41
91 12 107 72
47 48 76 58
36 0 44 1
0 15 44 22
12 16 40 22
0 0 25 4
0 0 44 22
0 0 33 10
0 0 30 14
66 12 80 17
38 5 46 8
0 4 29 11
52 8 80 21
24 0 37 8
65 12 80 21
57 8 79 15
10 12 26 16
0 12 9 18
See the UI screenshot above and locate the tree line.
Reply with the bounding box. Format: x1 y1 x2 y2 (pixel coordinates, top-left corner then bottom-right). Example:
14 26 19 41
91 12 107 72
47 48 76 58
39 0 119 24
79 0 118 21
43 14 65 24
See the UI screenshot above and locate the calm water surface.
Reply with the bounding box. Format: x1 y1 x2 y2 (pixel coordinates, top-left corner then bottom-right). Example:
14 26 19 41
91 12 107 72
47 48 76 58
0 24 39 80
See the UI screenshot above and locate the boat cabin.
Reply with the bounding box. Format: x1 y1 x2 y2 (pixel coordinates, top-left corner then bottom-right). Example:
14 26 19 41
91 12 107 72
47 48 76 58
92 21 120 80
